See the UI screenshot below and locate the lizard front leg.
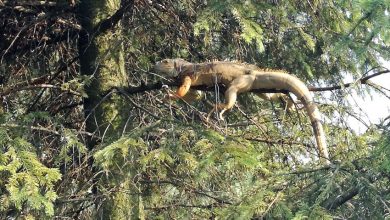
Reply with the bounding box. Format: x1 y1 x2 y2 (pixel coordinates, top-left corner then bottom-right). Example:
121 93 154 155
206 86 238 121
169 76 192 99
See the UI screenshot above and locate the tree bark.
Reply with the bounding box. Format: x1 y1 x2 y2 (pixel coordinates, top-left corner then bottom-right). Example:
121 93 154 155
78 0 140 219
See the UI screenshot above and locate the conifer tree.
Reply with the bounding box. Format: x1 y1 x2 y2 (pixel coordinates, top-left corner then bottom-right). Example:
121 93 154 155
0 0 389 219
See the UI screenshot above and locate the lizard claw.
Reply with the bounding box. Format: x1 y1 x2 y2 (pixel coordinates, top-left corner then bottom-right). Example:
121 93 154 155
218 113 225 121
218 109 227 121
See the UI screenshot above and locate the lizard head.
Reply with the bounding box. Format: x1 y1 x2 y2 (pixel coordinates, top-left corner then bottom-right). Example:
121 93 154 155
154 58 191 77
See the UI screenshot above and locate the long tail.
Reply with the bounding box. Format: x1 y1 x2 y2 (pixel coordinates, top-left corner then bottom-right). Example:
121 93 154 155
258 72 330 164
303 100 330 164
284 75 330 164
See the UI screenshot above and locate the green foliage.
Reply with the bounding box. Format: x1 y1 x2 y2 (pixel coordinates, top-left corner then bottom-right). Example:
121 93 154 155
194 1 267 53
1 0 390 219
56 129 88 165
292 204 333 220
0 132 61 218
376 129 390 174
233 9 265 53
94 137 147 172
91 123 273 218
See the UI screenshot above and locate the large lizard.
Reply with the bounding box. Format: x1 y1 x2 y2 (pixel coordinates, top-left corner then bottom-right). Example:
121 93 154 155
154 59 291 107
154 59 329 164
154 58 204 102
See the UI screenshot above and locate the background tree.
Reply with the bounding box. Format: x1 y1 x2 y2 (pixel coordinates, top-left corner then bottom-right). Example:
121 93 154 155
0 0 389 219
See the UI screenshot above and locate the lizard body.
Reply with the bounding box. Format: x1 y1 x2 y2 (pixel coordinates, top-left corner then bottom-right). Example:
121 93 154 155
219 72 329 163
154 59 329 164
154 59 290 105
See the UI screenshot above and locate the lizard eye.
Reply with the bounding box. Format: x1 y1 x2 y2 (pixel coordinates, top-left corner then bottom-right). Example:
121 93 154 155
162 60 168 64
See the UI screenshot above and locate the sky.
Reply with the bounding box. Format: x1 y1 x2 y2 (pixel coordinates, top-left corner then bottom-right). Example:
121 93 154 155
346 61 390 133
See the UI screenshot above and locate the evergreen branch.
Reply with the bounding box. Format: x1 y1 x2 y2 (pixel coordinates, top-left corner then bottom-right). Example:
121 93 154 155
365 81 390 99
144 203 228 210
321 156 386 211
2 0 130 57
344 108 371 129
346 10 373 37
51 102 83 115
259 191 283 219
56 195 104 204
0 9 78 61
277 165 333 176
1 30 80 60
383 115 390 125
193 189 233 205
151 91 225 131
1 57 79 99
140 179 233 205
0 74 50 89
0 22 30 63
234 105 267 135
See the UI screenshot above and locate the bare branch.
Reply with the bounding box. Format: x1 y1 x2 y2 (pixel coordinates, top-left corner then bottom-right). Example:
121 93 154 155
244 136 314 149
0 123 96 137
113 70 390 96
0 84 82 97
322 187 359 210
2 1 58 7
0 123 61 135
115 88 160 119
140 179 233 205
309 70 390 92
93 0 135 36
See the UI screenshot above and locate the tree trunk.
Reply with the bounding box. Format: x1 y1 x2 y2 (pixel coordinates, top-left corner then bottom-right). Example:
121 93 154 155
78 0 140 219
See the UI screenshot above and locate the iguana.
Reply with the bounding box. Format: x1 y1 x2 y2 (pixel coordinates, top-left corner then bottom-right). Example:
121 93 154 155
154 59 292 107
154 58 204 102
154 59 329 164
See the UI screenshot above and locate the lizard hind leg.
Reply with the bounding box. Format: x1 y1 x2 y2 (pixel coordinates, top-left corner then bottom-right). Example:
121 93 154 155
206 104 227 121
216 87 238 121
218 105 228 121
207 77 246 121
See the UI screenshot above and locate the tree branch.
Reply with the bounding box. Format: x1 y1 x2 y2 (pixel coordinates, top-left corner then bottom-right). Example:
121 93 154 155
144 202 227 210
5 69 387 107
93 0 135 36
244 136 314 149
140 179 232 205
2 1 59 7
0 84 82 97
308 70 390 92
0 123 96 137
322 186 359 210
114 69 390 95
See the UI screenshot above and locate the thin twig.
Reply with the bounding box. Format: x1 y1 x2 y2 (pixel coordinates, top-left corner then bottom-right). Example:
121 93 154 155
309 70 390 92
1 84 82 97
115 88 159 119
